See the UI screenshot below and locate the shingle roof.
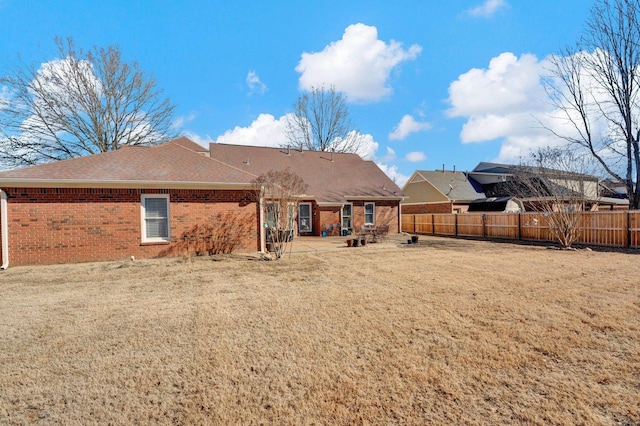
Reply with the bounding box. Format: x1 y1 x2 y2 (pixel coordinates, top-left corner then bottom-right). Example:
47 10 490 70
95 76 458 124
208 143 403 203
412 170 483 201
170 136 209 152
0 141 256 186
0 139 403 201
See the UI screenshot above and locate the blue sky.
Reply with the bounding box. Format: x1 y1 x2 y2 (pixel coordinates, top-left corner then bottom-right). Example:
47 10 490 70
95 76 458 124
0 0 594 185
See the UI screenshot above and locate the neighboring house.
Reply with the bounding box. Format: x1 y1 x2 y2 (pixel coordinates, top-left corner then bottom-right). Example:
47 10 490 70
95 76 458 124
401 170 485 214
207 143 404 238
599 178 628 199
599 179 631 210
468 162 627 211
0 138 403 267
401 161 628 215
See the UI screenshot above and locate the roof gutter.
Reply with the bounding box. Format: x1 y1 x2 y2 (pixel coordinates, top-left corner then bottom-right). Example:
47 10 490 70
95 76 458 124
0 178 255 190
345 195 404 201
1 189 8 270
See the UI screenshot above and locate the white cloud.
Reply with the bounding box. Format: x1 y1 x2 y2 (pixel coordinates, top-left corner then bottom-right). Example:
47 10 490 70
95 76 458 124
446 50 626 164
376 162 410 187
246 70 267 95
352 132 378 160
466 0 508 17
380 147 396 163
405 151 426 162
447 52 566 162
448 52 547 118
389 114 432 141
215 113 290 147
296 23 422 103
171 112 196 132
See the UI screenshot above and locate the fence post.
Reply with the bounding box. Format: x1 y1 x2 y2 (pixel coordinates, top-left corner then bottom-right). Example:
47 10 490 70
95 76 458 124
482 214 486 239
627 211 631 248
455 213 458 237
432 214 435 235
517 212 521 241
413 214 416 234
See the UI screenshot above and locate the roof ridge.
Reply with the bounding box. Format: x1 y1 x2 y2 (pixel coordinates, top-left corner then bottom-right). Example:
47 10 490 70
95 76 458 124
155 142 259 179
211 142 361 157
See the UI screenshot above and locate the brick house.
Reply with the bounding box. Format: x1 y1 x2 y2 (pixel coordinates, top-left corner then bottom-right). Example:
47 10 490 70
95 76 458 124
207 143 404 239
0 138 403 267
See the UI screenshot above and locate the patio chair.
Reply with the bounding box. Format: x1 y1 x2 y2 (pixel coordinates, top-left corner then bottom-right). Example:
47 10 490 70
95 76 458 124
376 224 389 241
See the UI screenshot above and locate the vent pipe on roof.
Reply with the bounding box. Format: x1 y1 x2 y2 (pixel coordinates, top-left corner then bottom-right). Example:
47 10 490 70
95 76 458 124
442 164 445 173
453 165 456 173
287 145 291 156
243 157 250 165
330 151 334 162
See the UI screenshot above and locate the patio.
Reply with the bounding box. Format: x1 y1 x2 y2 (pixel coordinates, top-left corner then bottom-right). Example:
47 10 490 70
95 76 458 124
287 234 410 253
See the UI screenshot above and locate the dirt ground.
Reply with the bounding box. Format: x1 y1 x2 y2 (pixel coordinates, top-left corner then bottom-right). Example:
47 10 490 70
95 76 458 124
1 235 639 425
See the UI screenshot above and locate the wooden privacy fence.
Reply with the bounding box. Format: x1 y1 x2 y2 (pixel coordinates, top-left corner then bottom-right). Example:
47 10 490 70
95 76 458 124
402 211 640 248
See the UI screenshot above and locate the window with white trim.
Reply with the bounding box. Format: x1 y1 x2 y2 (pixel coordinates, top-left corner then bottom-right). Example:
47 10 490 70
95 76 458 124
298 203 312 233
364 202 375 225
141 194 170 243
341 203 353 231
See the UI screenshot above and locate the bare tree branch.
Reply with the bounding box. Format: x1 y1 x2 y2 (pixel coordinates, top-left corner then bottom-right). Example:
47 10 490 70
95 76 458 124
0 37 177 168
544 0 640 208
507 147 599 248
252 169 308 260
283 85 362 153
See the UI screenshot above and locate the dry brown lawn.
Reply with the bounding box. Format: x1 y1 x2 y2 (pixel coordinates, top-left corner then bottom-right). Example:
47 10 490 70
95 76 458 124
1 236 639 425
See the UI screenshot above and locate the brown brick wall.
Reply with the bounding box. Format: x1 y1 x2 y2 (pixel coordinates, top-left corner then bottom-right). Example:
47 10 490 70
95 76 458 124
2 187 259 266
319 206 341 236
402 202 452 214
351 200 400 234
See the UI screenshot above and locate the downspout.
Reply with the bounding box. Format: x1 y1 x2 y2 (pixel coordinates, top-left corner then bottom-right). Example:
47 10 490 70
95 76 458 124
259 185 265 253
398 199 403 234
1 190 8 270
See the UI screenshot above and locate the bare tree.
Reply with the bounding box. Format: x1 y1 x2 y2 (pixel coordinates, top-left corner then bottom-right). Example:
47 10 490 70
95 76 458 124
545 0 640 208
508 147 599 248
0 37 176 168
283 85 362 153
253 168 308 259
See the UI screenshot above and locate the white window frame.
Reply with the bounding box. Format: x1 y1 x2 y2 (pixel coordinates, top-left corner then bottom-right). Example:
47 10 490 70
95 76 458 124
298 202 312 233
341 203 353 231
364 202 375 225
141 194 170 243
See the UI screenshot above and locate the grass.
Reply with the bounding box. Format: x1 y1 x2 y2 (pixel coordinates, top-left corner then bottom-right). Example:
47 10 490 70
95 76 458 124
1 236 639 425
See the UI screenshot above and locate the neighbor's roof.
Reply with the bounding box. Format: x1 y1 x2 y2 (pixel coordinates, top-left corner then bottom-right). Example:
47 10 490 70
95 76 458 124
0 141 257 188
406 170 484 201
208 143 403 203
472 161 598 180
